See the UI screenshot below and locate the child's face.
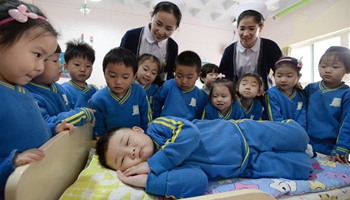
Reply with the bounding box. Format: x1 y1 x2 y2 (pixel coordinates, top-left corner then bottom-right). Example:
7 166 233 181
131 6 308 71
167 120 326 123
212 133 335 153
104 62 135 97
202 71 219 89
238 76 262 99
211 85 233 114
136 60 159 85
0 28 57 85
105 127 154 172
175 65 199 90
150 11 177 42
237 17 263 49
33 53 62 85
318 56 347 88
274 66 301 95
64 57 93 87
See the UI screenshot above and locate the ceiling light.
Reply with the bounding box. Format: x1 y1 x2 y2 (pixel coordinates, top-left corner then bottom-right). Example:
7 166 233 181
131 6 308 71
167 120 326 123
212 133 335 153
90 0 102 2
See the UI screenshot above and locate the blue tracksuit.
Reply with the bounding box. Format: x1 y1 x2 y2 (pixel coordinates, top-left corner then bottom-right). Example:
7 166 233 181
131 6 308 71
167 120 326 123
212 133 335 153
236 98 263 120
61 80 98 109
145 117 312 198
134 82 159 105
89 83 152 137
152 79 207 120
0 81 52 200
24 81 94 126
201 101 242 120
305 81 350 155
202 99 262 120
263 86 307 129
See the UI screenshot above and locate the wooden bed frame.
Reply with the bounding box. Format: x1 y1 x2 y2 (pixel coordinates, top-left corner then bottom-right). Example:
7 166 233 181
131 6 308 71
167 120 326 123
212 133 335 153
5 123 275 200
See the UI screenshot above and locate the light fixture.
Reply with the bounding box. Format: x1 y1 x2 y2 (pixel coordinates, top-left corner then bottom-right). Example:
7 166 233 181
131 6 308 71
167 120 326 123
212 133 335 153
80 0 90 15
90 0 102 2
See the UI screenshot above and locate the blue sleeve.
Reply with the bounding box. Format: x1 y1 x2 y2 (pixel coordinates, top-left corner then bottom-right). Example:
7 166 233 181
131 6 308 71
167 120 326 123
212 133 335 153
296 99 307 130
147 117 201 175
335 115 350 155
32 94 94 126
140 95 152 130
152 85 166 119
146 165 208 198
333 92 350 155
89 98 106 137
263 93 284 121
202 103 215 120
195 95 207 120
0 150 19 196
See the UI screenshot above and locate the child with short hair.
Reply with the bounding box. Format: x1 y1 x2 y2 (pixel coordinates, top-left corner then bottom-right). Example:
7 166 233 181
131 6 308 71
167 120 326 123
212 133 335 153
305 46 350 162
199 63 219 97
236 73 264 120
152 50 207 120
61 39 97 109
0 1 74 199
134 53 160 105
96 116 313 198
201 78 241 120
263 57 307 129
89 47 152 138
24 44 95 127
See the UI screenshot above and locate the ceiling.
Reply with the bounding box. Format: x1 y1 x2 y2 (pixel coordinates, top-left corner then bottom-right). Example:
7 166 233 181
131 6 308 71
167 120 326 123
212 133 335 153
101 0 303 25
36 0 305 25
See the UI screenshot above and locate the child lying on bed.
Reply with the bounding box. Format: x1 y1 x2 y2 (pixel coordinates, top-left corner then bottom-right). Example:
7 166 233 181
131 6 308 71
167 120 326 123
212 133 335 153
96 117 313 198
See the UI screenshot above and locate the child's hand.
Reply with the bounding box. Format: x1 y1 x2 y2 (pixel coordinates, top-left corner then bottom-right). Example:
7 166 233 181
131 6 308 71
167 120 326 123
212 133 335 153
117 170 147 188
330 154 350 165
86 108 96 124
13 149 45 167
123 161 150 176
55 120 75 135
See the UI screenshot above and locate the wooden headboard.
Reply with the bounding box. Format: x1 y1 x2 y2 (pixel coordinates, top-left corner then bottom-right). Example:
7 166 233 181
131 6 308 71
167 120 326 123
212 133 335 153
5 123 93 200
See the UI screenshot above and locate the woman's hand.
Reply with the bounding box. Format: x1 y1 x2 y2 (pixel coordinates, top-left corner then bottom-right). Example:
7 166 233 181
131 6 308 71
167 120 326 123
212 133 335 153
117 170 147 188
13 149 45 167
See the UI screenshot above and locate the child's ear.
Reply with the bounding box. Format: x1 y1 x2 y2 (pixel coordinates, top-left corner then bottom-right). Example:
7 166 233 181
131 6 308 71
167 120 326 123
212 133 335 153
298 73 302 81
63 63 68 71
256 90 264 97
132 126 144 133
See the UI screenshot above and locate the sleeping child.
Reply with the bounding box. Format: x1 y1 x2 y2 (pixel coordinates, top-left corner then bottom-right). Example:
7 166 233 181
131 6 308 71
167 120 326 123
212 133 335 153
96 116 313 198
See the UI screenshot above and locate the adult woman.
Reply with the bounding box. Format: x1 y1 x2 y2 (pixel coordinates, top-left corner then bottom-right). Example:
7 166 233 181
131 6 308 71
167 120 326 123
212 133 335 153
120 0 184 85
219 2 283 91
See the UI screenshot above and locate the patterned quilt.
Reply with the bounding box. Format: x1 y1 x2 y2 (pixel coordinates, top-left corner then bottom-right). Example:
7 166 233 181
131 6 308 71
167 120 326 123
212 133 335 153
60 153 350 199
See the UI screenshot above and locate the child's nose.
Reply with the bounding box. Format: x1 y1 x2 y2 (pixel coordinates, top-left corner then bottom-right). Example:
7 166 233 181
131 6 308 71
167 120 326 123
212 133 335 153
131 147 136 158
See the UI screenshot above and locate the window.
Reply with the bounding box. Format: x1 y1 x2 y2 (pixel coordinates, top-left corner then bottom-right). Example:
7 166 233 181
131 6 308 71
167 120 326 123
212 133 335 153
291 36 342 86
313 37 341 82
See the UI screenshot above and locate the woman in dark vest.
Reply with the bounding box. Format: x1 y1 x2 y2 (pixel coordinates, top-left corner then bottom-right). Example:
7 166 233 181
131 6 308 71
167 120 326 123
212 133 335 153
219 2 283 91
120 0 185 85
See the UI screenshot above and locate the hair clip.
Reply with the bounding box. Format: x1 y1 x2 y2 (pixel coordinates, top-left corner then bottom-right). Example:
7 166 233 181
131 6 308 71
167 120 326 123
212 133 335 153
0 4 48 26
217 73 226 79
297 57 303 68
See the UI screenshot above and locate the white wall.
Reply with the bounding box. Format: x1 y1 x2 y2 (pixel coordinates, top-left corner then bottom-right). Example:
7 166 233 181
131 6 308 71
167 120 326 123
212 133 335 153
29 0 349 87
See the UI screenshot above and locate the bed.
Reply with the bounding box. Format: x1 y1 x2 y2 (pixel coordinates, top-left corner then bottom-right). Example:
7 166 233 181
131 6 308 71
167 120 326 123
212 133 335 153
5 123 350 200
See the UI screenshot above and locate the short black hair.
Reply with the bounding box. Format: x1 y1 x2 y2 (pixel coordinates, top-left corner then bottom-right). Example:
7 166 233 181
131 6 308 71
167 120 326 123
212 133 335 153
64 39 95 64
102 47 138 74
175 50 202 73
95 127 127 170
200 63 219 83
